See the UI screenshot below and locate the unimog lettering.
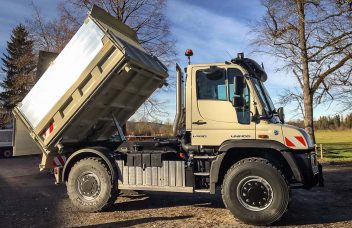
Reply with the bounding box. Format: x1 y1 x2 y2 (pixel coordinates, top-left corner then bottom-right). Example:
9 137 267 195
230 135 251 138
192 135 207 138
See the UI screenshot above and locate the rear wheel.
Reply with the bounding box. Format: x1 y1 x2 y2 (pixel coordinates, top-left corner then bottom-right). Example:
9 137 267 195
67 157 118 212
222 157 289 225
3 149 13 158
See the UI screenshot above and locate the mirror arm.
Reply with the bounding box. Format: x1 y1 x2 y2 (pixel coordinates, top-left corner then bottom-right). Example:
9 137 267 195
251 107 260 123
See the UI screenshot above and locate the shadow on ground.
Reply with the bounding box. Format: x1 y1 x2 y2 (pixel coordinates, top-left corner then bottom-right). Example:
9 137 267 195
0 156 66 227
108 164 352 226
1 156 352 227
85 215 193 227
278 164 352 226
109 190 224 212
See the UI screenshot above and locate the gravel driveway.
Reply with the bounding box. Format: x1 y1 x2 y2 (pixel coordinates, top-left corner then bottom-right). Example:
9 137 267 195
0 156 351 227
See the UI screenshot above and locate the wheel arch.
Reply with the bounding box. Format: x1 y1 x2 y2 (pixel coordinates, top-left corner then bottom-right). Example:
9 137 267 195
210 140 302 191
62 147 118 183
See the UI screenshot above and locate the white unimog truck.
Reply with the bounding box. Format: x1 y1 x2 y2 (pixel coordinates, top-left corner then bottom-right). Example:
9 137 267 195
12 5 323 225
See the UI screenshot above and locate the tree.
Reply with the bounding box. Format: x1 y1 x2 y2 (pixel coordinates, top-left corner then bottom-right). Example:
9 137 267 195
27 0 175 121
60 0 176 64
253 0 352 142
61 0 176 120
0 24 36 127
27 2 78 53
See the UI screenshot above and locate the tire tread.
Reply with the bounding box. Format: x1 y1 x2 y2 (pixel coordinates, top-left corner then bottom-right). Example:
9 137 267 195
221 157 289 225
67 157 118 212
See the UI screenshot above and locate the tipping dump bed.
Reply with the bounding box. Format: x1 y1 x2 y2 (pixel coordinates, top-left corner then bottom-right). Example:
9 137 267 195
13 6 168 154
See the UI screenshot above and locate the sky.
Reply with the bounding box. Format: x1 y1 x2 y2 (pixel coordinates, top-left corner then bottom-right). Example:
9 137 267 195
0 0 343 122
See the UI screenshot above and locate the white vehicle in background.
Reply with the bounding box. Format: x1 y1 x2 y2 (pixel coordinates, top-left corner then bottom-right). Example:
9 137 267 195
0 126 41 158
0 129 13 158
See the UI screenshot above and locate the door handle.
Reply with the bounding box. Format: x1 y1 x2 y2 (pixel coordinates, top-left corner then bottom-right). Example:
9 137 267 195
192 120 207 125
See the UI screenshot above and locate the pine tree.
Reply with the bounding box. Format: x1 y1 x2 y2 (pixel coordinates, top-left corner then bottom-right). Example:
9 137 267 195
0 24 36 127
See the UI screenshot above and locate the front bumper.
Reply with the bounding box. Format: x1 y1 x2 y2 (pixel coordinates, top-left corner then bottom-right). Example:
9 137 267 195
292 150 323 188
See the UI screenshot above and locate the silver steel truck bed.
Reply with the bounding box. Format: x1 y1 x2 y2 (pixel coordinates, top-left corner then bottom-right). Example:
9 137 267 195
13 6 168 155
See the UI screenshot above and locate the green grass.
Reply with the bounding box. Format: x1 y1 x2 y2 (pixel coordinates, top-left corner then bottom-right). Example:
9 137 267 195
315 130 352 162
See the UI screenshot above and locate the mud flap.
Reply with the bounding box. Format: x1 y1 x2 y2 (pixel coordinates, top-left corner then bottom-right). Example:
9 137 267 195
54 166 63 184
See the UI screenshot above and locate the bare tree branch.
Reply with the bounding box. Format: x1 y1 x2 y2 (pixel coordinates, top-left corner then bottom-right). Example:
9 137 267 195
312 53 352 92
253 0 352 141
27 0 176 121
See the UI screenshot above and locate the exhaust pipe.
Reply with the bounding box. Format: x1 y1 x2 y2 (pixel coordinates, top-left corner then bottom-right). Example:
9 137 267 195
173 63 182 136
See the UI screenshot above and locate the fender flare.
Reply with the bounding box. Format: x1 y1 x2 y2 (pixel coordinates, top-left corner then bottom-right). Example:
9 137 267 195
218 139 289 152
62 147 118 183
210 140 302 191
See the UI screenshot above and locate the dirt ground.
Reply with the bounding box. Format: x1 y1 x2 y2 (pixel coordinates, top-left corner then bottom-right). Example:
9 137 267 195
0 156 351 228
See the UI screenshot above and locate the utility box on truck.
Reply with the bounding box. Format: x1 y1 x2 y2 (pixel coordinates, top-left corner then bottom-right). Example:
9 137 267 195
13 6 168 163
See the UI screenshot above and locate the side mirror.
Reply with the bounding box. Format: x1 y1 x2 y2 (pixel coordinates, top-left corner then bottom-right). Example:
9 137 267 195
232 95 244 108
277 107 285 123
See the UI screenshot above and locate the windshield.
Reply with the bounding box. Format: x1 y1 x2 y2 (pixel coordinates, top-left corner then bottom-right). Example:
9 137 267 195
252 78 275 116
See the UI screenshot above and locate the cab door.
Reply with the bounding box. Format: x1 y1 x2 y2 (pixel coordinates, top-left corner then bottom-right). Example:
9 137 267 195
191 66 256 146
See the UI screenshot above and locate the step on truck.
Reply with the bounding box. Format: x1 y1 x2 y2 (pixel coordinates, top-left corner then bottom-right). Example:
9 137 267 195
13 5 323 225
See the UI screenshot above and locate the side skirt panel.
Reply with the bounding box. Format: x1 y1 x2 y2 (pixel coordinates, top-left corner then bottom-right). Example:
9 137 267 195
116 160 193 193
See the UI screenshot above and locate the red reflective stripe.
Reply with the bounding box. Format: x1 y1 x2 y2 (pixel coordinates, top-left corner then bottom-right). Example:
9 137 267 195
295 136 306 147
285 137 295 147
49 123 54 133
42 123 54 139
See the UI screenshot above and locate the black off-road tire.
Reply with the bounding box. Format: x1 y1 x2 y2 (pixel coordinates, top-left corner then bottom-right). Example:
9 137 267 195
67 157 118 212
222 157 289 225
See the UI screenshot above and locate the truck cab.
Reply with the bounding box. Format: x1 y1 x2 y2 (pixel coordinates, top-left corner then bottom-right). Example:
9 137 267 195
178 52 320 181
184 54 310 148
167 54 320 224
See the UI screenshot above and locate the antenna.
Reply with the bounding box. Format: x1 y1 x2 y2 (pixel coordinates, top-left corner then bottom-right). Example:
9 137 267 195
261 62 265 70
225 50 233 59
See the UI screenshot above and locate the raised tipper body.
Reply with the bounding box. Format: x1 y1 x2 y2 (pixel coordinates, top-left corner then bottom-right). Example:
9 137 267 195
13 6 168 164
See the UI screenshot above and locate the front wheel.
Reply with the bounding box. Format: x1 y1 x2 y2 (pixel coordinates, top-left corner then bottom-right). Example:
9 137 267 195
67 157 118 212
222 157 289 225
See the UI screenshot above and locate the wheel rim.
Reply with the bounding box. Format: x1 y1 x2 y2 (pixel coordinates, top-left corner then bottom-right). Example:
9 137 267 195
76 172 101 201
237 176 273 211
3 150 12 158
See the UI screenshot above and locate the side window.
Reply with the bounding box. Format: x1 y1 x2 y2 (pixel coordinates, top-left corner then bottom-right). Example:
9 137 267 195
228 68 250 124
196 69 226 100
228 68 244 101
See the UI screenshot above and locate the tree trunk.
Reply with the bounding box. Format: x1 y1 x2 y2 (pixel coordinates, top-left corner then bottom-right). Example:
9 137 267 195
296 0 316 143
303 94 315 142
